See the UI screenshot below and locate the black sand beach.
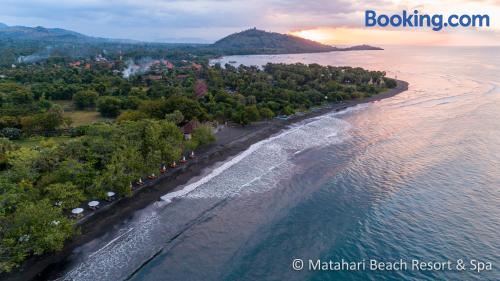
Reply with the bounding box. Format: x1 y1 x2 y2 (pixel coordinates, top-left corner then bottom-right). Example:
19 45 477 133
2 80 408 281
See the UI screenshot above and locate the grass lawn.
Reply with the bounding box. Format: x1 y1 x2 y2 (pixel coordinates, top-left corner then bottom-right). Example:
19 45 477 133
9 101 114 148
52 100 113 126
52 100 73 111
64 110 112 126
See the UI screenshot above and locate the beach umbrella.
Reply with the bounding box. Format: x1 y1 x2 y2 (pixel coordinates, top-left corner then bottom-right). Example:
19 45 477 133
88 201 100 208
71 208 84 214
106 191 116 197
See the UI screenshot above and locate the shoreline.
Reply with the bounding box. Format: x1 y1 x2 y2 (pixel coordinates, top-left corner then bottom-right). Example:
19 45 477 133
2 80 408 281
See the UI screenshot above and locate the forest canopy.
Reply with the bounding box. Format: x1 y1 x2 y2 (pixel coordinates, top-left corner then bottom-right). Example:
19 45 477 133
0 57 396 271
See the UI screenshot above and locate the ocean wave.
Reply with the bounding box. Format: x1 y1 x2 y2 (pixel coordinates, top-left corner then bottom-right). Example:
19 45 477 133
58 105 364 281
162 107 362 202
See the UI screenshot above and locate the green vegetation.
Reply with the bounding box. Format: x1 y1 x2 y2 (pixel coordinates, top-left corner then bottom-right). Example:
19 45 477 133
73 90 99 109
0 118 213 271
63 111 107 127
212 28 335 54
0 38 396 271
0 25 382 66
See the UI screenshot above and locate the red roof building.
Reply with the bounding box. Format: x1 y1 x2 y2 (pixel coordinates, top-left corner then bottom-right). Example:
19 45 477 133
192 63 202 71
69 61 81 67
146 75 163 81
195 79 208 98
181 120 200 139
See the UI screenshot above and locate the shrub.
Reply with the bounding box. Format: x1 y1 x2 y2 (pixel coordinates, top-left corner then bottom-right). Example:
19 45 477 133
73 90 99 109
1 127 21 140
97 96 122 118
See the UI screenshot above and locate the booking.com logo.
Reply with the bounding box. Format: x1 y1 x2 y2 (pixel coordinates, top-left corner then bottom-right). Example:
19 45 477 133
365 10 490 31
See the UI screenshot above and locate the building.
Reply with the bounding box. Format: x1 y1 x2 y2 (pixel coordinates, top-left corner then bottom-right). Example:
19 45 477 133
181 120 200 140
164 60 174 70
195 79 208 98
146 75 163 81
192 63 202 71
69 61 81 68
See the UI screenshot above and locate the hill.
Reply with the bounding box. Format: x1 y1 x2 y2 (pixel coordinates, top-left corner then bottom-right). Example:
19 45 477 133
0 23 91 42
342 44 383 51
0 23 141 44
212 28 336 54
0 24 383 65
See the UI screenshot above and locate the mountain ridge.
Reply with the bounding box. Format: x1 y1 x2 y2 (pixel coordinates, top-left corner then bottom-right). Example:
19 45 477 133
213 28 336 54
0 23 382 51
0 24 382 64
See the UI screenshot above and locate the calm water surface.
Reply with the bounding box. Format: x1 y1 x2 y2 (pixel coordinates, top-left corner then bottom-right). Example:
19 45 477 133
58 47 499 281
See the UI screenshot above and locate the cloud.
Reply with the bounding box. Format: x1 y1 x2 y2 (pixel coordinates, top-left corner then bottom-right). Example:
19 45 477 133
0 0 497 44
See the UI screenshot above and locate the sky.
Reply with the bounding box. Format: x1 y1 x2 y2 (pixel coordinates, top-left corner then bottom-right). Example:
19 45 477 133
0 0 498 46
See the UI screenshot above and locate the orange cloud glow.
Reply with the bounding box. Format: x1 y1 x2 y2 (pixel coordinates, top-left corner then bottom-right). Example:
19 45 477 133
290 27 499 46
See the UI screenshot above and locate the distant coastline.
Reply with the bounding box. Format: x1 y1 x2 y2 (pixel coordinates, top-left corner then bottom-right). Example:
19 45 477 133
0 25 382 65
3 79 408 281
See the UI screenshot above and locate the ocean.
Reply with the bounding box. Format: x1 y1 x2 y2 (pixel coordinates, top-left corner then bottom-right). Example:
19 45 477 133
57 46 500 281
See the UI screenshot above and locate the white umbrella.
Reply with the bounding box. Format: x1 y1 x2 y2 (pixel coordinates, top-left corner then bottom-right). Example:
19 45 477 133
71 208 84 214
106 192 116 197
88 201 100 207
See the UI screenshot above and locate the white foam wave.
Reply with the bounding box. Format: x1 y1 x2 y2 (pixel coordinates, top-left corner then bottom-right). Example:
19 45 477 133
161 107 362 202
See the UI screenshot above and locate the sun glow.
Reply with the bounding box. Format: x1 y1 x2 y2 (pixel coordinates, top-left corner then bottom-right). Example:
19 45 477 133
290 29 330 43
290 27 499 46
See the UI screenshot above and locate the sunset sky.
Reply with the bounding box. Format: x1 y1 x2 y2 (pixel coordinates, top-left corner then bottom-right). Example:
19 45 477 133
0 0 498 46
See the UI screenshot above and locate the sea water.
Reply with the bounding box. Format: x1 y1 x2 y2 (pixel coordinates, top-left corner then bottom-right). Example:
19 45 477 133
57 46 500 281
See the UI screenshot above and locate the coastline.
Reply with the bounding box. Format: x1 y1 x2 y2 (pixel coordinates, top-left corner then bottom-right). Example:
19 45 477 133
2 80 408 281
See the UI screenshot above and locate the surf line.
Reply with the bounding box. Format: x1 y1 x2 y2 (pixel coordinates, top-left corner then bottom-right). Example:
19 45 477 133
160 123 305 203
124 197 232 281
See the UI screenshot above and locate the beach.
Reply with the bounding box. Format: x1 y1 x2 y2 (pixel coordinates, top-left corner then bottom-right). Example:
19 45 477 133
2 81 408 281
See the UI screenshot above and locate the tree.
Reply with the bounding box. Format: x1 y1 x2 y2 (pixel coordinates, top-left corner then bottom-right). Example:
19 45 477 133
0 138 16 168
39 106 65 132
1 200 74 272
97 96 122 118
164 110 184 125
382 77 397 88
19 107 65 135
231 106 248 125
191 125 215 145
0 116 18 130
116 110 148 123
38 159 96 191
94 83 106 95
244 105 260 123
0 128 21 140
163 96 205 121
259 107 275 120
147 82 168 98
0 83 33 105
138 100 165 119
43 182 85 209
72 90 99 109
6 147 40 182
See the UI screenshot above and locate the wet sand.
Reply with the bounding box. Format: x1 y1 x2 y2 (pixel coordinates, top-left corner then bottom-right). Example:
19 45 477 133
2 80 408 281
